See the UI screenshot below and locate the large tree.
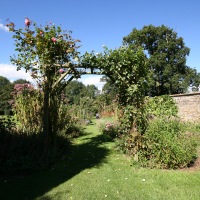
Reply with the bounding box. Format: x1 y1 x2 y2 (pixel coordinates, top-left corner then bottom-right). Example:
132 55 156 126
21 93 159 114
123 25 199 95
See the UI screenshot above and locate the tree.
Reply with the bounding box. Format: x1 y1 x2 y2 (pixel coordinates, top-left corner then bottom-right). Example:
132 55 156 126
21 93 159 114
92 76 119 116
183 67 200 92
64 81 99 120
64 80 98 105
0 76 13 114
101 76 118 104
123 25 198 95
13 79 30 84
7 18 81 150
0 76 10 86
85 84 98 99
64 81 86 104
0 77 31 115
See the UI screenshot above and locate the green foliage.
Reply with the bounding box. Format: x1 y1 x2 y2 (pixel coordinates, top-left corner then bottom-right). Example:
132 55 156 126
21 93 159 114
0 76 13 112
123 25 199 95
99 121 120 139
0 130 70 175
85 84 99 99
101 76 118 104
0 116 16 134
82 46 149 135
12 83 43 133
13 79 30 84
68 98 97 122
117 95 198 169
64 80 98 105
145 95 178 118
0 110 80 174
64 81 86 104
137 119 198 169
7 18 82 145
0 76 10 86
64 80 100 122
8 20 80 73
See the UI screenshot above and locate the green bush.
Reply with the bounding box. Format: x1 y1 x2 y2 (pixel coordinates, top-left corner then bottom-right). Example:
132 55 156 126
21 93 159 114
0 103 85 175
145 95 178 118
0 110 4 115
0 130 71 175
0 116 73 175
137 119 198 169
116 95 181 166
99 121 119 139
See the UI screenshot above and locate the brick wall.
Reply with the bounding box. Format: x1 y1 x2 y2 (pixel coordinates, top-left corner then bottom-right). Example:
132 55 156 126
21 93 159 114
170 92 200 122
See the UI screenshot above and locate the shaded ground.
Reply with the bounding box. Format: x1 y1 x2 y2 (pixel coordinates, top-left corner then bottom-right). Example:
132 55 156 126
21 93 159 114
0 128 112 200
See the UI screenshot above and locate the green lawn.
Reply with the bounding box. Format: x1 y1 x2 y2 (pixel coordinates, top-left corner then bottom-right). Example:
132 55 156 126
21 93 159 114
1 119 200 200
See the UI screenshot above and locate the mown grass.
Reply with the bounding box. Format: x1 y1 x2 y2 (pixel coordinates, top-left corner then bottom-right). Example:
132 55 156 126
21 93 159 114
1 119 200 200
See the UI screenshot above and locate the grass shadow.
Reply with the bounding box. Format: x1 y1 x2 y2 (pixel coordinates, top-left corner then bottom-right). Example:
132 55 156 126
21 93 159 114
81 133 114 144
0 132 110 200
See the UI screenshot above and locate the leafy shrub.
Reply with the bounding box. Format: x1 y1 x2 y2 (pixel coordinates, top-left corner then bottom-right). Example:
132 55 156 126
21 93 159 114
65 117 84 138
0 130 71 175
145 95 178 119
0 107 85 175
137 119 197 169
0 110 4 115
0 116 73 175
116 95 180 164
0 116 16 133
99 121 119 139
12 84 43 133
116 95 198 169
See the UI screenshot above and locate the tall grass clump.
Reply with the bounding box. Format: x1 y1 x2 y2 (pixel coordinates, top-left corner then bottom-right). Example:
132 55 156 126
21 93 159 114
138 119 198 169
0 116 72 175
0 104 83 175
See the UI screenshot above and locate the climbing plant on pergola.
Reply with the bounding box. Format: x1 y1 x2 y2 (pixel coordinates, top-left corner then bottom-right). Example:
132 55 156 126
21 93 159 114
7 18 149 156
81 46 149 135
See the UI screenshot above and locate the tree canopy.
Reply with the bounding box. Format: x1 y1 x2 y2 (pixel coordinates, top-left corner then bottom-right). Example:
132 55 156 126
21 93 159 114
123 25 199 95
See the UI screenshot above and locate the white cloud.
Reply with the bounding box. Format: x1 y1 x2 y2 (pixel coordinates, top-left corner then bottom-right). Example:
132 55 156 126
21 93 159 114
78 75 105 90
0 64 105 90
0 64 33 82
0 23 9 32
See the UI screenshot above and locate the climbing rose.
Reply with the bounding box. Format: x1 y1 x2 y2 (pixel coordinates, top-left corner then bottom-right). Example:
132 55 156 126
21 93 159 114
25 18 31 26
51 37 57 42
59 68 65 74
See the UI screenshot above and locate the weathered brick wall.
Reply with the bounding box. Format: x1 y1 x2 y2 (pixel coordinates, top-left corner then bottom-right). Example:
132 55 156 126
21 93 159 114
170 92 200 122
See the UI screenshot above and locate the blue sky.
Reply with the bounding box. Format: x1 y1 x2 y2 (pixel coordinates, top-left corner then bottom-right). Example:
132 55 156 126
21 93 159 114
0 0 200 90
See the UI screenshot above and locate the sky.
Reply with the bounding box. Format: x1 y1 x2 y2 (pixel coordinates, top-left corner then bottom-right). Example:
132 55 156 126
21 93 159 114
0 0 200 90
